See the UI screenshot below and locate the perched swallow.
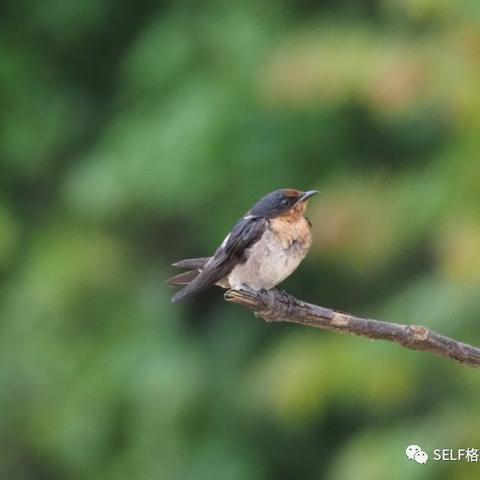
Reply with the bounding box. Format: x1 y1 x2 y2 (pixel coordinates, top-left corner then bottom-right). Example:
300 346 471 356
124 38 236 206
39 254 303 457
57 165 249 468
168 188 318 303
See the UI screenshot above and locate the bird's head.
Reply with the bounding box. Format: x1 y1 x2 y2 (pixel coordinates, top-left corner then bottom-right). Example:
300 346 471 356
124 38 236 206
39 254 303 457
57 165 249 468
250 189 318 220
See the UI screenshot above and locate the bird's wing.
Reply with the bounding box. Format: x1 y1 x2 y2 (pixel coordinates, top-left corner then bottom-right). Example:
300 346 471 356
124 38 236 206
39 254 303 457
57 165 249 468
171 215 267 302
221 215 266 259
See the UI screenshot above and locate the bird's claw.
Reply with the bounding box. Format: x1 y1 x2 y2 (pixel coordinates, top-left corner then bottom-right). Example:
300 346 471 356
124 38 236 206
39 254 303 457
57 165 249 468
238 284 255 294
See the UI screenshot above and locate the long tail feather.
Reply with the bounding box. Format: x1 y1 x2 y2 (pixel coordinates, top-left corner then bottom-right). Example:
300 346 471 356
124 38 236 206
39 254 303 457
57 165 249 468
172 257 210 269
167 270 199 286
171 281 210 303
171 260 231 303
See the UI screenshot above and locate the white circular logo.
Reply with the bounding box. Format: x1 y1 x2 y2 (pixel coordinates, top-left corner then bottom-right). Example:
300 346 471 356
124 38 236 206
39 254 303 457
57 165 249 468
406 445 428 464
414 450 428 464
406 445 422 460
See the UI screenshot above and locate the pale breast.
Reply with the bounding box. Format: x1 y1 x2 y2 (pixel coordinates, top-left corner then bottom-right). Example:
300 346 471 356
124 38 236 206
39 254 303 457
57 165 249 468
226 217 312 290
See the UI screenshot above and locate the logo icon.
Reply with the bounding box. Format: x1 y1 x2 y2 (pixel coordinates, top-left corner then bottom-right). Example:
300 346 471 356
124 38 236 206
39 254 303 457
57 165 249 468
406 445 429 464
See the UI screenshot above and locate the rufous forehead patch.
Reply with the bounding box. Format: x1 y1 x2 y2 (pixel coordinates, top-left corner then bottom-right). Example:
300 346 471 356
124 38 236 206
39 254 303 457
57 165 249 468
283 188 301 198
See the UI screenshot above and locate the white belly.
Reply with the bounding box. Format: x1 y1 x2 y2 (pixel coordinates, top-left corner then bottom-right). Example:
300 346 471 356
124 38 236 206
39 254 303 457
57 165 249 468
226 227 310 290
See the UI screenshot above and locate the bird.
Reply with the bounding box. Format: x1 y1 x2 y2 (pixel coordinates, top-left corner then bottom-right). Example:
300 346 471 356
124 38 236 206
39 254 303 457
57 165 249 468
168 188 318 303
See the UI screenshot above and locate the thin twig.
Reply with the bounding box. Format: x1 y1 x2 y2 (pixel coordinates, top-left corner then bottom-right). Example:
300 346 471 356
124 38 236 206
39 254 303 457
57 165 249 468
224 288 480 368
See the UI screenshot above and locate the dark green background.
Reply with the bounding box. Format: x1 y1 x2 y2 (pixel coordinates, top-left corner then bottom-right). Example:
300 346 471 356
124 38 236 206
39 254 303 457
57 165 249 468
1 0 480 478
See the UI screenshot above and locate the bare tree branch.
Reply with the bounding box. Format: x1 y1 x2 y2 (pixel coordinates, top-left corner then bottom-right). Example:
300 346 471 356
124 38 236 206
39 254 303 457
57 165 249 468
224 288 480 368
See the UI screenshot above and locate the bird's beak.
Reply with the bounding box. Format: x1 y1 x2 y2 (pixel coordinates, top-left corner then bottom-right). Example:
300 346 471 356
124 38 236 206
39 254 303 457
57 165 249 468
298 190 318 203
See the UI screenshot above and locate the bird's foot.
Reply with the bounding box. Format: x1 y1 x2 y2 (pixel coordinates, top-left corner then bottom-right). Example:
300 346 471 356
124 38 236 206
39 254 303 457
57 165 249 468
236 284 270 298
237 284 256 294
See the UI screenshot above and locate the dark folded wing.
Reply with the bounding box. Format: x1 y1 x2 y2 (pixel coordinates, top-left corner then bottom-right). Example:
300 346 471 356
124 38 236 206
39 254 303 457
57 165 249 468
171 216 266 302
222 215 266 258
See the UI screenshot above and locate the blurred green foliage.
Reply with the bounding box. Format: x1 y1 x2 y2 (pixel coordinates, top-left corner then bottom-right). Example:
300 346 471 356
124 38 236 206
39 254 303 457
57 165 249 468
1 0 480 479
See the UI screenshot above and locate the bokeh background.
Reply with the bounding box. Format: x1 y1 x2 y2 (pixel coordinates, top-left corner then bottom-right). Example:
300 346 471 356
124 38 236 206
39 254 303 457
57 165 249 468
1 0 480 479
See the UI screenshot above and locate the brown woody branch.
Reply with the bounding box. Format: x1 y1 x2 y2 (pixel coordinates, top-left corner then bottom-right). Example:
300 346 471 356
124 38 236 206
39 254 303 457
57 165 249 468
224 288 480 368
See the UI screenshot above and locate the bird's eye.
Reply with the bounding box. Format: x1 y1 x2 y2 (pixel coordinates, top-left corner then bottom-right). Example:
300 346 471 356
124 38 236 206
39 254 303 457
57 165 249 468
281 198 290 206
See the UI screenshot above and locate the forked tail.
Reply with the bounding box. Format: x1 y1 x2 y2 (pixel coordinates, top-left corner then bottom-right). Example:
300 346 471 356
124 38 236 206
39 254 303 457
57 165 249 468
166 256 210 287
